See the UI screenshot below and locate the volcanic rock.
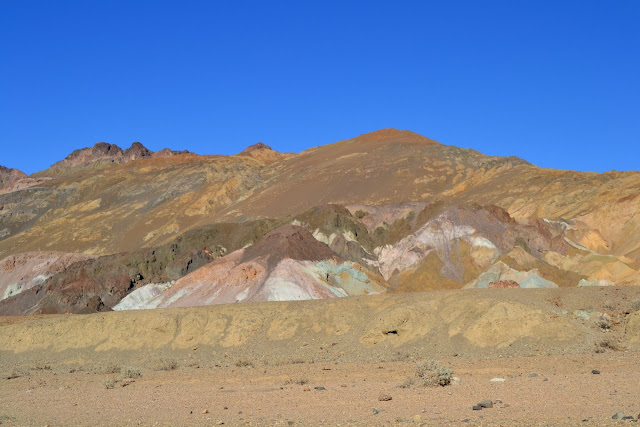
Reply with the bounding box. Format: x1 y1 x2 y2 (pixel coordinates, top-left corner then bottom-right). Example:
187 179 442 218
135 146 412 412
132 225 388 309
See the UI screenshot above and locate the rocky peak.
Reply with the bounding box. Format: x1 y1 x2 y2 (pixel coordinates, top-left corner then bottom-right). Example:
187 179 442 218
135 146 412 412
242 142 273 153
123 142 153 161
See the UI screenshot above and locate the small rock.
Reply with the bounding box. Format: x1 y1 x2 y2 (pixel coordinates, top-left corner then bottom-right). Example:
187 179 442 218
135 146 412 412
314 386 326 391
591 369 600 375
372 408 380 415
612 412 625 419
378 393 392 402
528 373 538 377
461 419 470 423
472 406 482 411
478 400 493 409
622 416 635 420
451 376 461 385
202 409 209 414
490 377 506 382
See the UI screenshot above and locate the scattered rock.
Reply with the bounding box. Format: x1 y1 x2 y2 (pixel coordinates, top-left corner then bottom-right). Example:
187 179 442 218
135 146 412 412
202 409 209 414
490 377 506 382
451 376 461 385
372 408 380 415
591 369 600 375
314 386 326 391
622 416 635 420
528 373 538 377
378 393 392 402
478 400 493 409
612 412 626 419
472 406 482 411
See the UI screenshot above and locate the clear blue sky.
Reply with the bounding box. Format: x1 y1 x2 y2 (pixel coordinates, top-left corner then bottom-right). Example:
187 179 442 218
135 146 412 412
1 1 638 174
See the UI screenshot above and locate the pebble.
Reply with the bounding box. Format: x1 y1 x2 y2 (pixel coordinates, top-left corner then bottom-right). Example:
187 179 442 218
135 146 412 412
490 377 506 382
528 373 538 377
378 393 392 402
202 409 209 414
451 377 461 385
472 406 482 411
591 369 600 374
478 400 493 409
612 412 625 419
372 408 380 415
314 386 326 391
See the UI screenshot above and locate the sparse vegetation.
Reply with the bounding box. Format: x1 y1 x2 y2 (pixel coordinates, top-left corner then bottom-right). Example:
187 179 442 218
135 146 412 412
354 210 367 219
598 338 621 352
121 367 142 379
103 379 116 389
101 364 121 374
595 313 612 330
284 378 309 386
414 360 454 387
631 299 640 312
155 359 178 371
234 359 255 368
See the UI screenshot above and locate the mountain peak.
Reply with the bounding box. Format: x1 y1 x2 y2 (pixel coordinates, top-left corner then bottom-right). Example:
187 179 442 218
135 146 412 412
352 129 441 145
124 142 153 160
242 142 273 153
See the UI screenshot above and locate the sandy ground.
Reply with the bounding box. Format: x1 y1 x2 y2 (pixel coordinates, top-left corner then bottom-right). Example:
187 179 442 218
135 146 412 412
1 352 639 426
1 287 640 425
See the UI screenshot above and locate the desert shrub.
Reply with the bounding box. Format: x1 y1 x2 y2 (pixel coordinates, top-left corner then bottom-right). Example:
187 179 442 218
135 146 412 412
415 360 454 387
354 210 367 219
103 379 116 389
155 359 178 371
283 378 308 386
598 338 621 351
234 359 254 368
398 377 415 389
121 367 142 379
595 313 612 330
630 299 640 312
102 364 121 374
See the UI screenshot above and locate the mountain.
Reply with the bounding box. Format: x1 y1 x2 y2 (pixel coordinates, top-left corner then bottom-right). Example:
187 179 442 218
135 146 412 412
114 225 387 310
0 165 27 192
1 128 640 315
34 141 190 177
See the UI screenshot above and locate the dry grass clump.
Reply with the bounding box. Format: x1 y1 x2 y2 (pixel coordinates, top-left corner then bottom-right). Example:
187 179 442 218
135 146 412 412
155 359 178 371
595 313 612 330
121 367 142 379
283 378 309 386
234 359 255 368
103 379 116 389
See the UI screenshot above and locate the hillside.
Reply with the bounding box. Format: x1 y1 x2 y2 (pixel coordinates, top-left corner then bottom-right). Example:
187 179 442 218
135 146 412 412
1 129 640 315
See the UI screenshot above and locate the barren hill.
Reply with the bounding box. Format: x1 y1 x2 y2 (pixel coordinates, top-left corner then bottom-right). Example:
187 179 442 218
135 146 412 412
1 129 640 315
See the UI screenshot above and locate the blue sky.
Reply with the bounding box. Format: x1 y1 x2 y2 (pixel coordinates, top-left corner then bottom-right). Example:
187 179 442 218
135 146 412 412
1 1 638 174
